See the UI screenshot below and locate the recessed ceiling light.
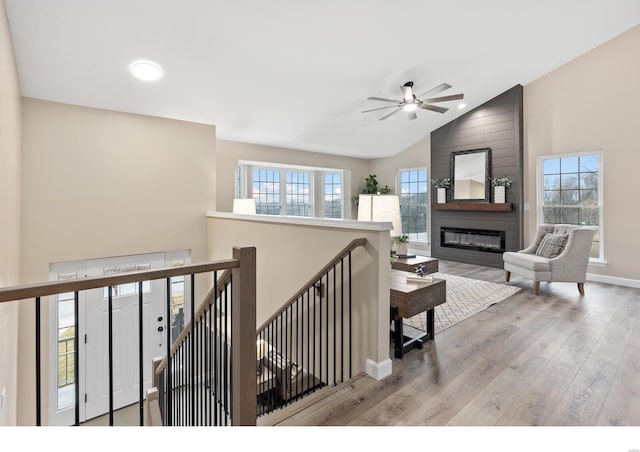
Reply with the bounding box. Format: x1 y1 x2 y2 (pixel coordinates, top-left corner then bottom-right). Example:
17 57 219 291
129 60 163 82
458 103 467 110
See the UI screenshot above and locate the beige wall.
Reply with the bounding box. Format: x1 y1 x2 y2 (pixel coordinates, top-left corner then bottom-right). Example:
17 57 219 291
208 215 391 374
0 0 21 426
524 25 640 280
369 138 430 194
216 139 371 218
18 98 216 424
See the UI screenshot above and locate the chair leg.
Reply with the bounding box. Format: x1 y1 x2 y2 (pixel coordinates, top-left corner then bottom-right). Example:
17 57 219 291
578 282 585 295
505 271 511 282
533 281 540 295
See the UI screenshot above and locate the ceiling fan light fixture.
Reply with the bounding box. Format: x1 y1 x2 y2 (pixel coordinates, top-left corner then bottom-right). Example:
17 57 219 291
129 59 163 82
403 103 418 112
458 103 467 110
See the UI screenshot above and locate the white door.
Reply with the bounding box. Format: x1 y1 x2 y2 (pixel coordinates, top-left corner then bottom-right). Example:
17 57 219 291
83 253 167 421
49 250 191 424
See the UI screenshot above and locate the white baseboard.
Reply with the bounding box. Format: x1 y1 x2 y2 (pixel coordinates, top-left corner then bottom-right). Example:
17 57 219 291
587 272 640 288
365 358 392 380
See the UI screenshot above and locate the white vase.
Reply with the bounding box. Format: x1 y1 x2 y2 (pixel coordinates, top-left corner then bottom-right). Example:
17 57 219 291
396 242 408 256
437 187 446 203
494 186 506 203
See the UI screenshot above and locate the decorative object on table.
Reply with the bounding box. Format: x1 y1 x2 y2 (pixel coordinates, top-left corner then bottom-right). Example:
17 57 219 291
490 176 512 204
405 264 434 283
431 178 450 204
393 234 409 257
351 174 391 207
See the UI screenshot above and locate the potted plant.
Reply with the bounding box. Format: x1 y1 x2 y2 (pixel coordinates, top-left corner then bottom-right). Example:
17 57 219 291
352 174 391 207
490 176 512 203
431 178 451 203
394 234 409 256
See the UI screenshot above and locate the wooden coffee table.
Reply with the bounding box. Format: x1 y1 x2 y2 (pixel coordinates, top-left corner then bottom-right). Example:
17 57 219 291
389 269 446 359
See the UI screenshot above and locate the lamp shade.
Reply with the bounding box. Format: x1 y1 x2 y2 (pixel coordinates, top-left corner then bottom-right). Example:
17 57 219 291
357 194 402 237
232 198 256 214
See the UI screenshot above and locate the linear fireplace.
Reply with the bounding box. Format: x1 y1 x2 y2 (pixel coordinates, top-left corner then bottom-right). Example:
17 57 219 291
441 227 505 253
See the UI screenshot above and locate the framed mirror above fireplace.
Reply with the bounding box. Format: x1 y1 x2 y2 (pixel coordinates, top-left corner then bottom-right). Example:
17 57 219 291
450 148 491 202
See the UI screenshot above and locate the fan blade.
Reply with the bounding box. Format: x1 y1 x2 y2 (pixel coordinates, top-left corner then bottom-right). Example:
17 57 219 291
379 108 402 121
401 83 413 101
408 110 418 121
367 96 400 104
420 104 449 114
362 105 399 113
416 82 451 99
422 93 464 103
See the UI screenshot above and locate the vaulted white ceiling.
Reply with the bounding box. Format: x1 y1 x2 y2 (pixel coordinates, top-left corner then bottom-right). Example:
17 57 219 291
5 0 640 158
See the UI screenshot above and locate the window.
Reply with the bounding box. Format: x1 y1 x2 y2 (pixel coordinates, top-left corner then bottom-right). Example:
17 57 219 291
538 152 603 260
285 171 311 216
252 168 281 215
323 172 342 218
398 168 428 242
238 162 345 218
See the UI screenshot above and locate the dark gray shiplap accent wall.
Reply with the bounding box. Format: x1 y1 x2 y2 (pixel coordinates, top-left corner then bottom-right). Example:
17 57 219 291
430 85 524 268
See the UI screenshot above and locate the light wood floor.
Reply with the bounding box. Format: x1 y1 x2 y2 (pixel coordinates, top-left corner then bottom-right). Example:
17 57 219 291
260 260 640 427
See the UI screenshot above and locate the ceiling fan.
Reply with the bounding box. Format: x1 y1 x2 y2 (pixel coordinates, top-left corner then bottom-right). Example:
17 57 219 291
362 81 464 121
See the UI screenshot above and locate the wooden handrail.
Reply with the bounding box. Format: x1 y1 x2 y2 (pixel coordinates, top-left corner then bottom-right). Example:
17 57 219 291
257 237 366 331
0 259 239 303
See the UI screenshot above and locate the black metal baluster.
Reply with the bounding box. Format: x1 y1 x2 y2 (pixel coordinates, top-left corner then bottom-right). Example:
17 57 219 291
165 278 172 426
349 251 352 378
325 272 329 386
190 274 195 426
306 289 310 396
74 291 80 426
205 273 211 426
313 283 316 392
108 286 114 426
35 296 41 426
319 275 323 387
286 304 291 404
333 265 336 386
297 298 300 400
213 275 218 426
341 259 344 383
138 282 143 426
224 280 229 424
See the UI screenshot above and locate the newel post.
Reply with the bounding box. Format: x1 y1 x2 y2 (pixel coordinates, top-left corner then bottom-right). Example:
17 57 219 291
231 246 257 425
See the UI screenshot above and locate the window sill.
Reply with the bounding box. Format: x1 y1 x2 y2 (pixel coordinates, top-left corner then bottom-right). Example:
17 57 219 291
588 259 607 268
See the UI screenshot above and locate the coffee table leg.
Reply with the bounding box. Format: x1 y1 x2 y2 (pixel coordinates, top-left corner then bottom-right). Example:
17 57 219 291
426 308 435 341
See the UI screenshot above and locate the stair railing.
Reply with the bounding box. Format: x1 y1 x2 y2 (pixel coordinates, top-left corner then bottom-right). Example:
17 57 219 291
0 246 256 426
255 238 366 416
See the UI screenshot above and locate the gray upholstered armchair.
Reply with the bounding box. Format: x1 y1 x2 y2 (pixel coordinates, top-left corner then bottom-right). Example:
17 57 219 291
503 224 594 295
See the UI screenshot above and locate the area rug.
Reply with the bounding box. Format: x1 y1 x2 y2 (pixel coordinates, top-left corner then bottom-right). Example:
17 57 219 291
403 272 521 334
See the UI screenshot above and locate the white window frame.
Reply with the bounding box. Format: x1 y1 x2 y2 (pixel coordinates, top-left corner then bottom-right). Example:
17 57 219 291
321 171 344 219
396 167 429 246
536 150 605 264
236 161 348 219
